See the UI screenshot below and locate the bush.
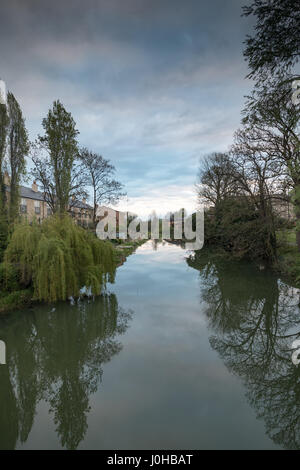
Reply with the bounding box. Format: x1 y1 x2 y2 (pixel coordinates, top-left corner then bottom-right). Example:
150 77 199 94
203 198 277 261
0 214 8 262
0 262 20 292
0 289 32 312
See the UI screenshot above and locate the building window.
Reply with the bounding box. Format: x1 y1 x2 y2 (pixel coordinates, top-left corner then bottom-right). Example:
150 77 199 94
34 200 41 214
20 198 27 214
47 206 52 216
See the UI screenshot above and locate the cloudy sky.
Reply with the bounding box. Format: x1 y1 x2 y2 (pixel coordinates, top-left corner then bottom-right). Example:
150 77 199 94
0 0 254 216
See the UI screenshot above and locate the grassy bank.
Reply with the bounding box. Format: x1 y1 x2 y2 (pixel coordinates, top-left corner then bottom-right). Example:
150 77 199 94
187 227 300 288
113 238 147 265
0 289 33 313
276 229 300 285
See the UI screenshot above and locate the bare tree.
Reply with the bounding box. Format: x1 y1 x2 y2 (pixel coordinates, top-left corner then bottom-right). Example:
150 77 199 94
242 78 300 249
197 143 280 260
196 152 237 207
230 126 284 260
79 148 125 225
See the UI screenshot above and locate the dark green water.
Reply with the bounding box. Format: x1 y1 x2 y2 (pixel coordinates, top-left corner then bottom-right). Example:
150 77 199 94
1 240 300 450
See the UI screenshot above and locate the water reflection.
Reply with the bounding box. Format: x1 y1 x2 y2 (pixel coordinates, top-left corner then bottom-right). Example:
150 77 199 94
187 251 300 450
0 294 132 450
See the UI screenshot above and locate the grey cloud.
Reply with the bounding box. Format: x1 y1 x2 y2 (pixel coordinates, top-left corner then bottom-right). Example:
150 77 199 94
0 0 254 215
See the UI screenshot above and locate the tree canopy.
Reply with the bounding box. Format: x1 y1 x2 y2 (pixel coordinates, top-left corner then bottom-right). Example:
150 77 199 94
243 0 300 81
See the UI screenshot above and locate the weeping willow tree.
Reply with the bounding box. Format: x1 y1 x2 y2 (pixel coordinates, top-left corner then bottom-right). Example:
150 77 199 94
4 216 116 302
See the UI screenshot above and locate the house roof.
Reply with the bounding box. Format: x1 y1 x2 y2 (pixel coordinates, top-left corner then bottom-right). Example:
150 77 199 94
5 184 45 202
20 185 46 201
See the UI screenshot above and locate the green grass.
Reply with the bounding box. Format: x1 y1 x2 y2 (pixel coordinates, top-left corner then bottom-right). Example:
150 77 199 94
276 229 297 246
276 228 300 285
112 238 147 265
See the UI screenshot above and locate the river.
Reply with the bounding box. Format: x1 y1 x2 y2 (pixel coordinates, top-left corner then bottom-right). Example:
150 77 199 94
0 240 300 449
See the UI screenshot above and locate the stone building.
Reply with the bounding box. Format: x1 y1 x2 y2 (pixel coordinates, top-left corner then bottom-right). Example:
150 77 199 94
69 197 94 226
4 173 93 225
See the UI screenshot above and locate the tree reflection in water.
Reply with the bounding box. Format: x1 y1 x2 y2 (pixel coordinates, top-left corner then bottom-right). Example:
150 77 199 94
187 251 300 450
0 294 132 450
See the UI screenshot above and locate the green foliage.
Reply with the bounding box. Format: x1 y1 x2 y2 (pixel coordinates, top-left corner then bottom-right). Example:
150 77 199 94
0 214 8 262
5 222 40 285
0 289 32 313
4 216 116 302
276 230 300 285
7 92 29 222
277 228 296 246
0 103 9 250
242 0 300 80
204 198 277 261
38 100 79 214
0 103 9 216
0 103 8 166
276 228 300 285
0 262 20 292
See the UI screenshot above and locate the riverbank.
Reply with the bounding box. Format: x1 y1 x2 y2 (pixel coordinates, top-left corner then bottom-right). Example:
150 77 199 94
0 289 33 313
189 227 300 289
113 238 147 265
2 227 298 315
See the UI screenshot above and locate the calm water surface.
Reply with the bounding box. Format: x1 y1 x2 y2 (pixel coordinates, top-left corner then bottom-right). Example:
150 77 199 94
1 240 300 449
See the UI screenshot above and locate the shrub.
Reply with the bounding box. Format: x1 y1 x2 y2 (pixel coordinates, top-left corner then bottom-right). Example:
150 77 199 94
0 289 32 312
0 214 8 262
0 262 20 292
203 197 277 261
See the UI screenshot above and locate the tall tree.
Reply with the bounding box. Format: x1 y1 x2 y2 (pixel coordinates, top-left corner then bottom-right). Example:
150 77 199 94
243 0 300 81
79 148 125 225
242 79 300 249
242 0 300 250
7 92 29 222
0 97 9 258
197 146 279 261
0 100 8 203
230 126 282 260
32 100 81 215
